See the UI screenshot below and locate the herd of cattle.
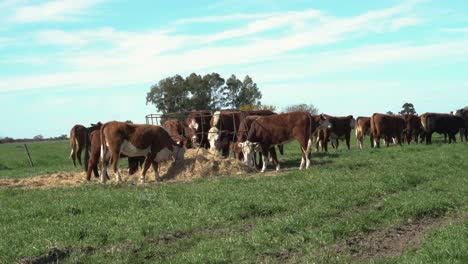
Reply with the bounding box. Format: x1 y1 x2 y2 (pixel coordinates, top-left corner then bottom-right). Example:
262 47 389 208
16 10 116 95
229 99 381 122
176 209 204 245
69 108 468 183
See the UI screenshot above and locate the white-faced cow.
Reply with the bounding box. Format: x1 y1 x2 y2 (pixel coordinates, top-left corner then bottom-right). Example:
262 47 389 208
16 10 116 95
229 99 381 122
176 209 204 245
100 121 184 183
370 113 406 148
238 112 331 172
208 110 276 158
420 113 465 144
184 110 212 149
355 116 371 150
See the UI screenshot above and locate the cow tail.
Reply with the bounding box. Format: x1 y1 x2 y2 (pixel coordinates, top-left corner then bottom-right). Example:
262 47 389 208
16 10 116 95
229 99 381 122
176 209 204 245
355 117 360 138
84 128 90 172
69 128 77 162
304 113 313 155
100 124 108 164
421 114 428 132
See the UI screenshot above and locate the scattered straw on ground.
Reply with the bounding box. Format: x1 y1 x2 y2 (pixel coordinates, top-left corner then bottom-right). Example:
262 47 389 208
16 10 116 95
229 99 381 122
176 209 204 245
0 148 258 189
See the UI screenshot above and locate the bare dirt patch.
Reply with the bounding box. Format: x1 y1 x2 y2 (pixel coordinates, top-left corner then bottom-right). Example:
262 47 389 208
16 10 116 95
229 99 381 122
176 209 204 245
335 216 448 258
0 149 258 189
17 247 72 264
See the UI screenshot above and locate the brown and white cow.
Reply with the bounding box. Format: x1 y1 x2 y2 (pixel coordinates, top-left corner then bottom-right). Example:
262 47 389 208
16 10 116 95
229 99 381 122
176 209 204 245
452 109 468 142
184 110 212 149
69 124 87 166
355 116 371 150
370 113 406 148
420 113 465 144
85 129 144 181
100 121 184 183
233 115 280 169
315 115 355 152
238 112 331 172
163 119 190 149
208 110 276 157
402 114 422 144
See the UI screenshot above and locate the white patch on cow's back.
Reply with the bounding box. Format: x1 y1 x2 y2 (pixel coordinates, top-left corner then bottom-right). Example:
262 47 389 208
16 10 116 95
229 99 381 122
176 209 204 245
155 147 173 162
212 111 221 127
120 140 151 157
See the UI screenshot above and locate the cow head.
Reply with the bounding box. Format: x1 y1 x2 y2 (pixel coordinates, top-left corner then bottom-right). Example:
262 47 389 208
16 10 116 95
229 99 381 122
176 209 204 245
318 114 333 129
238 141 260 167
187 119 200 147
208 127 222 153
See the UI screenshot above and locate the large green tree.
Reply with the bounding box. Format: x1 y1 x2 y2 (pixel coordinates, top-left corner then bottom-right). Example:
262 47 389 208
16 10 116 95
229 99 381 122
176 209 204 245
186 73 211 111
284 104 318 115
147 73 261 113
221 75 262 109
399 102 416 115
146 74 190 113
203 72 225 110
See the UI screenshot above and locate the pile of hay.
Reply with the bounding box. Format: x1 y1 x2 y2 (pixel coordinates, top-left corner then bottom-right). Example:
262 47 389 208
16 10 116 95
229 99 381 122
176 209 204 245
0 148 257 189
160 148 257 181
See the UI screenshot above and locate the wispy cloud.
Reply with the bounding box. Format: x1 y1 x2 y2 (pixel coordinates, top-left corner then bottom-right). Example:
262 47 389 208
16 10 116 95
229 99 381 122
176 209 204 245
174 13 272 25
0 0 434 93
443 27 468 33
11 0 102 23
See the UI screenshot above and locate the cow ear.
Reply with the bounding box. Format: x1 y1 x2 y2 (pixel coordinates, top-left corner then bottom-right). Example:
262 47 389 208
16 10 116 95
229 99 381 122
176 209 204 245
320 114 326 120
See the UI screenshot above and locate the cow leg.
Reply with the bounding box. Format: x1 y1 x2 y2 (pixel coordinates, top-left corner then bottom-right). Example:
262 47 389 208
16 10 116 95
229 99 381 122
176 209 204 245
86 158 94 181
101 149 110 183
374 134 380 148
77 145 83 166
345 134 351 150
333 138 339 150
140 155 154 183
269 147 279 171
152 161 161 182
110 151 122 183
261 151 268 173
315 137 320 153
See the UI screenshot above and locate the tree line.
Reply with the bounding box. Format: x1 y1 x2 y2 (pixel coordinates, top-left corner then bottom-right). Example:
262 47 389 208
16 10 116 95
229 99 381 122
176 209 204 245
146 73 262 113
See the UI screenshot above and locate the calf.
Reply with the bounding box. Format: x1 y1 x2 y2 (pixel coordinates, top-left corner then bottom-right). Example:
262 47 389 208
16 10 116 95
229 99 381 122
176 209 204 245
233 115 279 169
370 113 406 148
315 115 355 152
238 112 331 172
355 116 371 150
100 121 184 183
421 113 465 144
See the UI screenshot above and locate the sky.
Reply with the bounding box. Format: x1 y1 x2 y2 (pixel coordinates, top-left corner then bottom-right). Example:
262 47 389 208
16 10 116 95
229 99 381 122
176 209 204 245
1 0 468 138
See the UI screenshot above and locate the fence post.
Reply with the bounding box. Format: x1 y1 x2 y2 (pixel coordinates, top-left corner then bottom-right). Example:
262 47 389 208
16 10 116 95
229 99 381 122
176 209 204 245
23 144 34 167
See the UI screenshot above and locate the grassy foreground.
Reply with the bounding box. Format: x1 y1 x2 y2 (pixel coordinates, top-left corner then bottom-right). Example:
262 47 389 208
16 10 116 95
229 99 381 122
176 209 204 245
0 136 468 263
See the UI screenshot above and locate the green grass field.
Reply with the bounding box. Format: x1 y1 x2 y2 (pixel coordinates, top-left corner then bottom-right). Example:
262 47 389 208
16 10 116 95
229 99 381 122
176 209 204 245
0 135 467 263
